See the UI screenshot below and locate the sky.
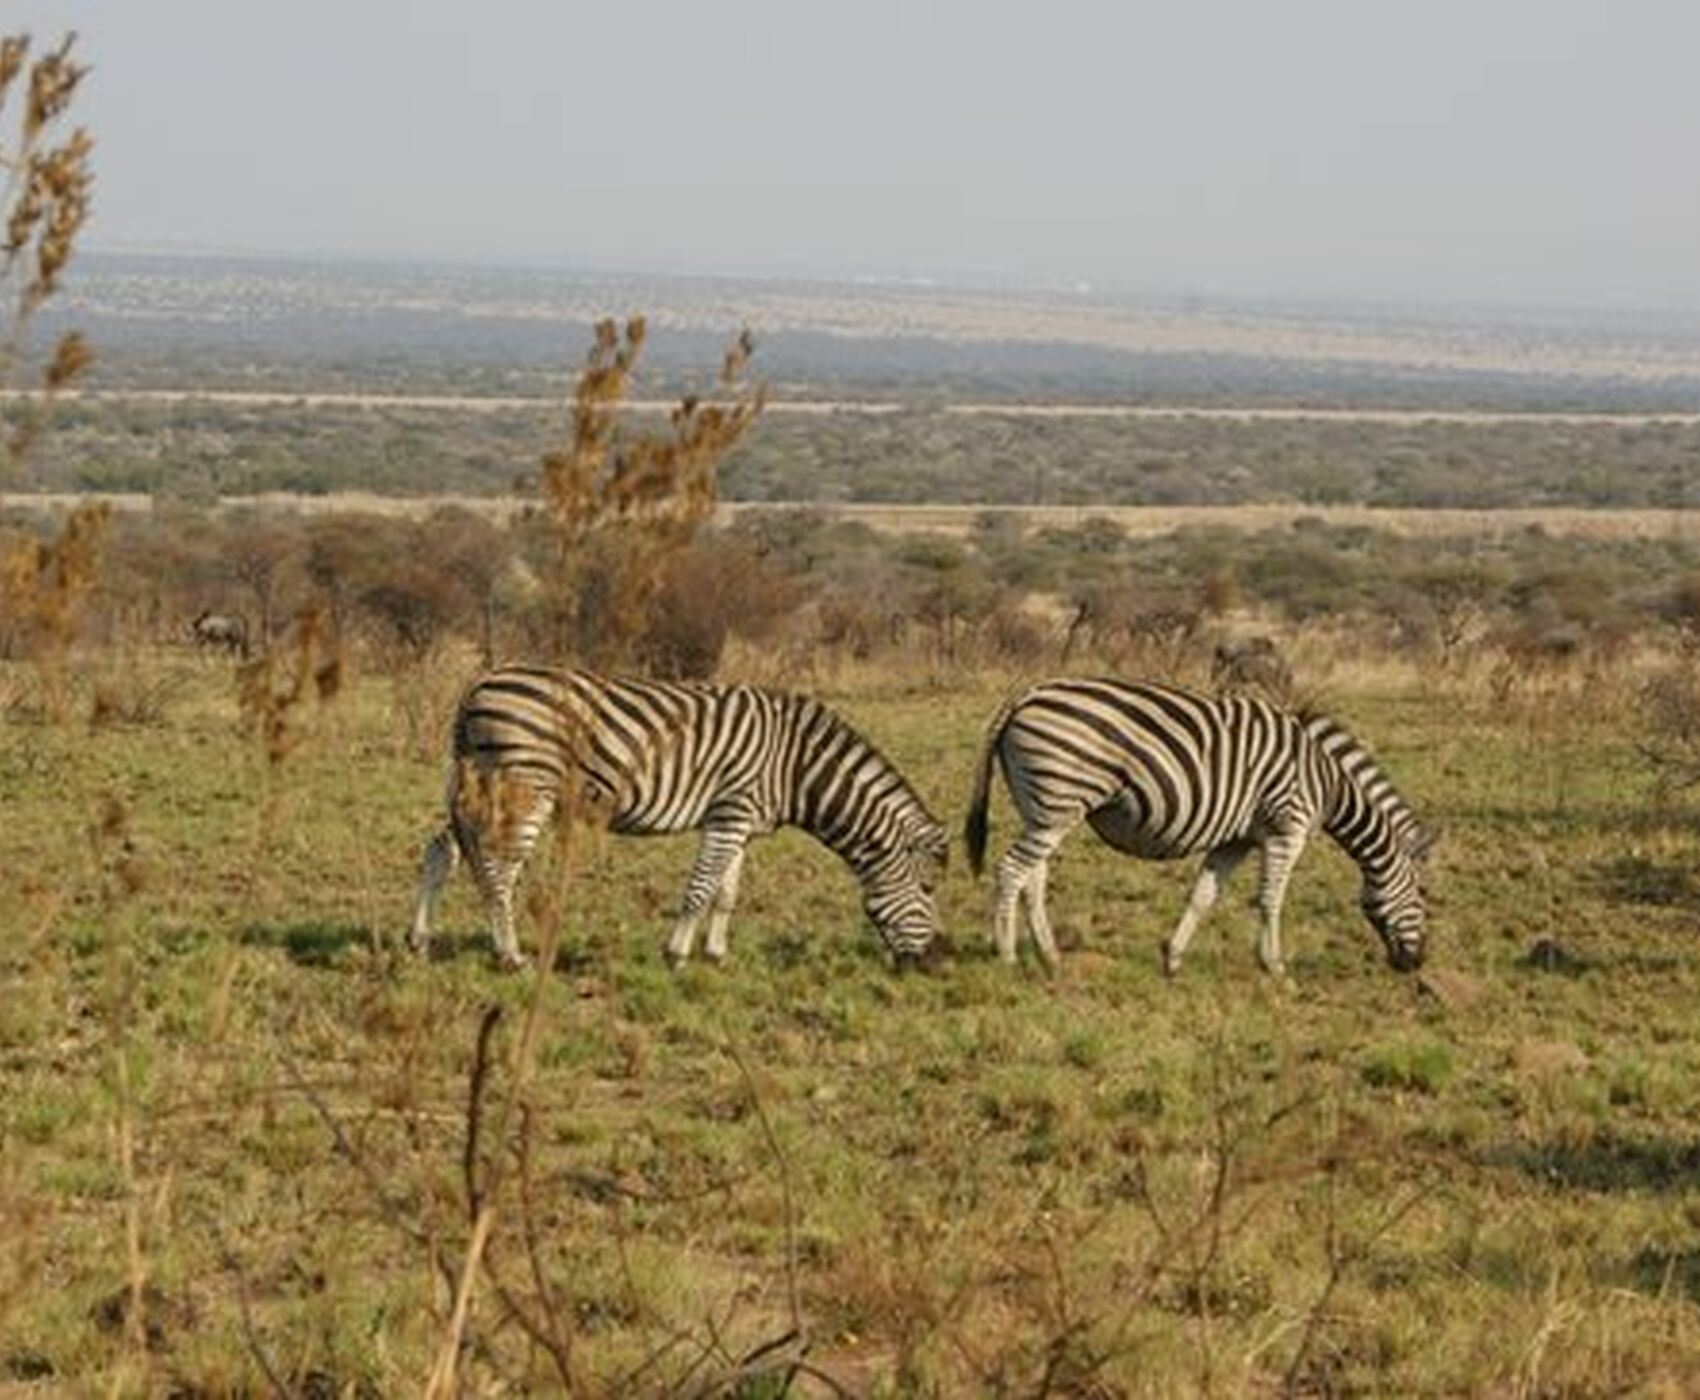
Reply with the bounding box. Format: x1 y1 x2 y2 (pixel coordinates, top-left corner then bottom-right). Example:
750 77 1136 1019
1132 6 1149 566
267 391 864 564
10 0 1700 310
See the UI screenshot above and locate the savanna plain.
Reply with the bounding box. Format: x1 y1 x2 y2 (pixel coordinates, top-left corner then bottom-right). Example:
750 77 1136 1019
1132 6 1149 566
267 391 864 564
6 256 1700 1397
6 625 1700 1396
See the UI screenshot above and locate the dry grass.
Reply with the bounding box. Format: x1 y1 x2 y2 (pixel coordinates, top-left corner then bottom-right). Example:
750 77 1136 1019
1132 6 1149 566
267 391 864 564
4 641 1700 1395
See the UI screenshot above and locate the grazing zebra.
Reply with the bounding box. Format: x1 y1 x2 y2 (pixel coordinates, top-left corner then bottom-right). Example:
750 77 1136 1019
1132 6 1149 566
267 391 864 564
1212 635 1293 698
191 609 249 658
964 677 1433 975
409 665 948 969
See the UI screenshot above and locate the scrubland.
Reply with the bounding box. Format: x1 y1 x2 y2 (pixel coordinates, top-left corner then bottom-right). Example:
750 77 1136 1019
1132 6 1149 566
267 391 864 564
4 622 1700 1396
10 27 1697 1397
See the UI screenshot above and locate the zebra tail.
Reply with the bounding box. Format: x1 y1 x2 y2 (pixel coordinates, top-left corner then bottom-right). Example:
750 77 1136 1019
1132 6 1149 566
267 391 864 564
965 692 1020 877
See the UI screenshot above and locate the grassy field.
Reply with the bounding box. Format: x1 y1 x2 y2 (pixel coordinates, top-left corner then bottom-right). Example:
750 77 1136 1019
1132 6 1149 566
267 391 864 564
4 646 1700 1395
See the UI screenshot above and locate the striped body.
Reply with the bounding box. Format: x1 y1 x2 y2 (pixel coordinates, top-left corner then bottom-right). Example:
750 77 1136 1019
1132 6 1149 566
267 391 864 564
410 665 947 967
964 677 1431 974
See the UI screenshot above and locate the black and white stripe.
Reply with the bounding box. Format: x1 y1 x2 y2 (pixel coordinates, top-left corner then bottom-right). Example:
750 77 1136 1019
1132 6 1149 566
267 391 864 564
410 665 947 968
964 677 1432 974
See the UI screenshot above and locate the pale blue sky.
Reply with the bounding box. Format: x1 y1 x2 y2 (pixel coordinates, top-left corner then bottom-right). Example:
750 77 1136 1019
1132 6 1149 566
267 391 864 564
11 1 1700 309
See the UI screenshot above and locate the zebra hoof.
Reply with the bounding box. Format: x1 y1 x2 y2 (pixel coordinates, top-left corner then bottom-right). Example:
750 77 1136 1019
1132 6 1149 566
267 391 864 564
496 950 532 974
1161 948 1181 979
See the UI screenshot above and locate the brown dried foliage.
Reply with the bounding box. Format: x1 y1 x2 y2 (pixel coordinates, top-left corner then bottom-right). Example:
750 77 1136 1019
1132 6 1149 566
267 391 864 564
538 317 765 665
2 31 94 475
0 499 108 661
235 605 344 767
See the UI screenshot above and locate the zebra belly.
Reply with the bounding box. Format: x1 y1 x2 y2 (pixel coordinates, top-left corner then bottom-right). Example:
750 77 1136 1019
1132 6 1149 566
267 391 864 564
1086 788 1256 860
1087 797 1192 859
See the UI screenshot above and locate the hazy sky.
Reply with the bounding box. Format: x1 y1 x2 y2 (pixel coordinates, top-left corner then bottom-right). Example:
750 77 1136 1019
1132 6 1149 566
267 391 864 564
11 1 1700 309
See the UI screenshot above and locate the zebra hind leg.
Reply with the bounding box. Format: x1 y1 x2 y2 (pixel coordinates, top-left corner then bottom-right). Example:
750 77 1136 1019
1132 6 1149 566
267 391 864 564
407 827 460 957
461 787 557 973
1021 861 1061 971
993 826 1067 966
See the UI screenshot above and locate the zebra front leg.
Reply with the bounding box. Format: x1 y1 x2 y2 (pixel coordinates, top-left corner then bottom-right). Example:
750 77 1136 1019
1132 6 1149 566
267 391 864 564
666 825 750 966
407 827 460 956
1162 841 1252 978
702 847 748 963
1255 830 1308 975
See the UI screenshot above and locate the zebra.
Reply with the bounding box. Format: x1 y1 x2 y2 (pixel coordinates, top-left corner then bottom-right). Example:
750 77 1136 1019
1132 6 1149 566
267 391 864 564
1212 635 1293 698
191 609 249 658
964 677 1433 975
409 665 948 970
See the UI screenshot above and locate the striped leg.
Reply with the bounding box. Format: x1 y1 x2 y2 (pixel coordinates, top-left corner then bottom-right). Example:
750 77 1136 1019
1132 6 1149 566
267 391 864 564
993 825 1069 965
1022 860 1061 970
702 847 748 963
666 824 750 966
1162 841 1252 978
463 786 557 972
408 827 460 956
1255 829 1309 975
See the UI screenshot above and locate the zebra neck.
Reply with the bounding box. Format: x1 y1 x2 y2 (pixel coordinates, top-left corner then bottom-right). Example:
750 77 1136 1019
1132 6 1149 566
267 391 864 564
788 708 908 869
1312 724 1413 877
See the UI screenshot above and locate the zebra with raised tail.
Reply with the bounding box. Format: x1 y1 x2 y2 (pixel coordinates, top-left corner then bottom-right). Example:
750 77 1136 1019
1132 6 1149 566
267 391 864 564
964 677 1433 975
410 665 948 969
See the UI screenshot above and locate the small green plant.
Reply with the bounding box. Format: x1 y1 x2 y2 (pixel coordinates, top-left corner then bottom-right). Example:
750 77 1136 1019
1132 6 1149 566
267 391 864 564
1360 1038 1454 1095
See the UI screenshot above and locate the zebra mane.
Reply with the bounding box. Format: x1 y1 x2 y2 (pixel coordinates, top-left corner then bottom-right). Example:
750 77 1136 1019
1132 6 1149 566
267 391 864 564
800 697 943 848
1301 711 1433 860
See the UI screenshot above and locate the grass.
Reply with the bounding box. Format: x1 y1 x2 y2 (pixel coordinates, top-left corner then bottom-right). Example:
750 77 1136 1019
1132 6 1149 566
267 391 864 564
4 646 1700 1394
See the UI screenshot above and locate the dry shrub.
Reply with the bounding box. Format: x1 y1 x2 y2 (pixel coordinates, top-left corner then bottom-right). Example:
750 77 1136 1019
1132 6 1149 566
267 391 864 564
980 602 1050 666
1064 584 1204 675
88 655 187 729
220 517 305 651
1664 572 1700 656
633 538 803 680
812 594 890 662
360 560 461 664
1639 661 1700 796
0 27 99 719
236 605 343 768
0 500 109 659
539 317 765 668
2 31 94 477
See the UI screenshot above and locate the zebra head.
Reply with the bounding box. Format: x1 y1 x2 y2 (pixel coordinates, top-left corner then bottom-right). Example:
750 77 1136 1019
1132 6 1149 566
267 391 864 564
1360 827 1434 971
860 815 948 966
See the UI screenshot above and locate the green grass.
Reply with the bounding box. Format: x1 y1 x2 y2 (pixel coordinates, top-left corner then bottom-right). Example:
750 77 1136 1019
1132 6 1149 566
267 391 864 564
4 651 1700 1394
